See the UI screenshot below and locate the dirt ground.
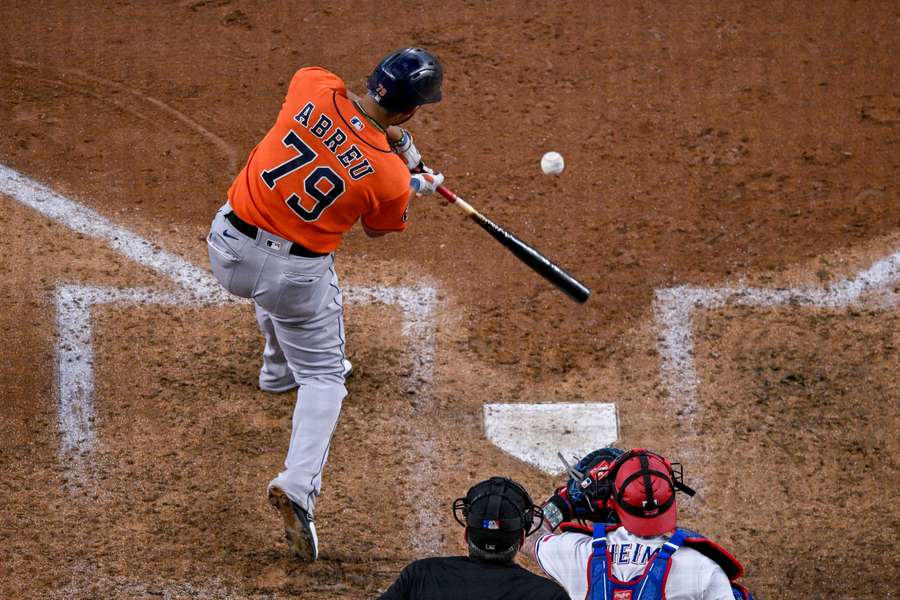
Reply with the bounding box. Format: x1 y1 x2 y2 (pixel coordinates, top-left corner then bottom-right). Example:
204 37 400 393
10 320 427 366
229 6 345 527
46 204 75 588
1 1 898 598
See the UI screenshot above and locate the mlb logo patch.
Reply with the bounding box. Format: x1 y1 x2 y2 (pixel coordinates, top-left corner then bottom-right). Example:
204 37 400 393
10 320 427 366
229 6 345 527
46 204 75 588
266 239 282 251
613 591 633 600
482 520 500 530
350 116 365 131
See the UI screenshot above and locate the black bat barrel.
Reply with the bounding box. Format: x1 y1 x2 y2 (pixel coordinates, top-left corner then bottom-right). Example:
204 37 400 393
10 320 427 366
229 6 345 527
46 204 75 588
472 214 591 303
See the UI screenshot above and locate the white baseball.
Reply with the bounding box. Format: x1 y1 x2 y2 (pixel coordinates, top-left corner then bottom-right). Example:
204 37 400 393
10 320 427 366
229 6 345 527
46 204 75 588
541 151 565 175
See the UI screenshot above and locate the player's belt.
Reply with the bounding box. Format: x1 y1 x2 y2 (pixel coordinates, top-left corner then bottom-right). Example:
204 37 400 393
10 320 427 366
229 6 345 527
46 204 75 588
225 211 327 258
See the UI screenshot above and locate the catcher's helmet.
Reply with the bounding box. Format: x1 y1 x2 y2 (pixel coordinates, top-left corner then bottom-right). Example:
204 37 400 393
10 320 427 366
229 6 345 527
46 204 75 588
607 448 696 537
562 447 624 523
367 47 443 114
453 477 543 553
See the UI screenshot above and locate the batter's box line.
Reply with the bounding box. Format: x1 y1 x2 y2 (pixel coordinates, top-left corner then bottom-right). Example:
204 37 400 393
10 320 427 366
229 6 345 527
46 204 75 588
54 284 439 463
346 285 438 383
0 162 231 304
55 285 219 459
56 281 441 553
653 247 900 470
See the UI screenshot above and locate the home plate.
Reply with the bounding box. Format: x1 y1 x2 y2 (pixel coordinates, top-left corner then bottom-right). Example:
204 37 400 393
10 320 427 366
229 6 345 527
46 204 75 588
484 403 619 474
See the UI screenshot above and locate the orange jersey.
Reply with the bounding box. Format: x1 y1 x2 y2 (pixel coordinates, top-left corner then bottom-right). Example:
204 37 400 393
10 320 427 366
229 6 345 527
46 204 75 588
228 67 411 253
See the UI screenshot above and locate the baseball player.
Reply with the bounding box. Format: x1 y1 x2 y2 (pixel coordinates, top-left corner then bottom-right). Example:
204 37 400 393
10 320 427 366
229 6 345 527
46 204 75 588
206 48 445 562
377 477 568 600
521 448 756 600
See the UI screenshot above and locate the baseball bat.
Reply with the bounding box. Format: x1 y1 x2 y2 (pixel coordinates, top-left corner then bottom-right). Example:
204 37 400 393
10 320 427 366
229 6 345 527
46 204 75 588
435 184 591 304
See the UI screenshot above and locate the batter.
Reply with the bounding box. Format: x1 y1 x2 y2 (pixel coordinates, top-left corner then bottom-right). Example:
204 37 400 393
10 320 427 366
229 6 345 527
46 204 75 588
206 47 445 561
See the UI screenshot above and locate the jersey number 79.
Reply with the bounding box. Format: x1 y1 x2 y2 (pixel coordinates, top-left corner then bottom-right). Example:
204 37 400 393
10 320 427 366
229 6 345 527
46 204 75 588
260 130 346 222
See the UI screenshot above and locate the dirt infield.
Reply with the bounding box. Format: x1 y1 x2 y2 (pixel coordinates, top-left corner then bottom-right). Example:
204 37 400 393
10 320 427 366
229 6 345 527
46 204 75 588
1 1 898 598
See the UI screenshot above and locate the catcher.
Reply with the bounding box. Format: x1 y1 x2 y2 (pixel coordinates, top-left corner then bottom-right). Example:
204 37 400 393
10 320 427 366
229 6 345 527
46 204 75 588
522 447 757 600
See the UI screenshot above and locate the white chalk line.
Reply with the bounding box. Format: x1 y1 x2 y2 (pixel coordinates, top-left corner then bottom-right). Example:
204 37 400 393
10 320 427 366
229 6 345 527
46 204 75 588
345 285 441 554
10 59 239 173
0 163 230 303
1 164 441 564
55 285 202 458
653 247 900 480
1 161 228 467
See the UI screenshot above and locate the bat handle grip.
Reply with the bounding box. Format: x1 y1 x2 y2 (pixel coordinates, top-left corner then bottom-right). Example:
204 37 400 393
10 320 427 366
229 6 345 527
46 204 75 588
436 185 457 203
412 161 457 204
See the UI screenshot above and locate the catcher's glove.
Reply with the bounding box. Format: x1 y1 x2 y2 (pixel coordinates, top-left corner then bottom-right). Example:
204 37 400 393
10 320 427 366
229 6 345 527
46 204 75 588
544 447 624 529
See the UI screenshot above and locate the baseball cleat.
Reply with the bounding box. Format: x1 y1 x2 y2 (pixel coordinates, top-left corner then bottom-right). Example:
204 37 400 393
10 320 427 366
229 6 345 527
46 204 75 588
268 487 318 562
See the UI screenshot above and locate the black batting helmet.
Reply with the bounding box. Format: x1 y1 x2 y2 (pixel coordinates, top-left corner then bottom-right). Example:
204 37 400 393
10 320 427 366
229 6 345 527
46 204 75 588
367 47 443 114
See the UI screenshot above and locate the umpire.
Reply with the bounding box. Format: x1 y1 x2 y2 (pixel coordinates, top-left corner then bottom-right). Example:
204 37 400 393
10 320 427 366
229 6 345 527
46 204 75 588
376 477 567 600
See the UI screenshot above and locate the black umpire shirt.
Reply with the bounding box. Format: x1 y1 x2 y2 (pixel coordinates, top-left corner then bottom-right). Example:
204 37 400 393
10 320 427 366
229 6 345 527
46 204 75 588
376 556 568 600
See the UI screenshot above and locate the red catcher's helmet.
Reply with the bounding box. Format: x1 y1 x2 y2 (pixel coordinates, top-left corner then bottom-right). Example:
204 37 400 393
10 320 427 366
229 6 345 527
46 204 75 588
609 449 695 537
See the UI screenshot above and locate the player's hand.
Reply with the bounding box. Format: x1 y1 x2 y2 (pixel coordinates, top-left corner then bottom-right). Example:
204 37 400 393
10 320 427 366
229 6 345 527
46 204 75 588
390 128 423 171
542 486 575 531
410 170 444 196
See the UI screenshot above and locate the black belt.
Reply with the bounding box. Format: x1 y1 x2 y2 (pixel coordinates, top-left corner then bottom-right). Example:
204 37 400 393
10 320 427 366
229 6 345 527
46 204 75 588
225 211 327 258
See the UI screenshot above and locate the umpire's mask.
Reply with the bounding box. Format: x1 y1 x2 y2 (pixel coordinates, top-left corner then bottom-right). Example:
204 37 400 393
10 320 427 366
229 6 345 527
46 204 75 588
453 476 543 553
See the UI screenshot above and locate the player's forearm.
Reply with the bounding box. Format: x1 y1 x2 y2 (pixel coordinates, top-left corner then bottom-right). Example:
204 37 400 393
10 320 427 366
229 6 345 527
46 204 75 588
521 519 554 562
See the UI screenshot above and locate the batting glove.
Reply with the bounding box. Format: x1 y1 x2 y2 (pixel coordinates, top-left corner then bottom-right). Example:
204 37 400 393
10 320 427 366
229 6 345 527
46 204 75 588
410 170 444 196
542 486 575 531
390 128 423 171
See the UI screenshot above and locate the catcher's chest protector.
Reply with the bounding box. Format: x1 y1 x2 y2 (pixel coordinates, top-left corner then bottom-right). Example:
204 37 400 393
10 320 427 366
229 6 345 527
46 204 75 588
588 524 756 600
